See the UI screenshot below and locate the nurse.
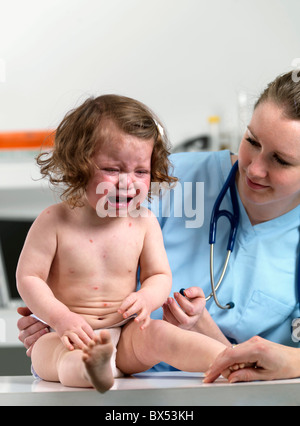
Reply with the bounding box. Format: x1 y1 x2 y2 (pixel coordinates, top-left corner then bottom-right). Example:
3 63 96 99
17 70 300 381
161 69 300 381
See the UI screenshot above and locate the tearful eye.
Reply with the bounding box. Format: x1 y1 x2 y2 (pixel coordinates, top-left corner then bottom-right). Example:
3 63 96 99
136 170 149 175
103 168 119 174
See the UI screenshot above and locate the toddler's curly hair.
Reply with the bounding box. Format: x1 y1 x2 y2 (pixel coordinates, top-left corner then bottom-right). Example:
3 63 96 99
37 94 177 207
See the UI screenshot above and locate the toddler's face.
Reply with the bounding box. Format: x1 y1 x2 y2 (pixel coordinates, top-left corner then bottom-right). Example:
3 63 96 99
85 120 153 217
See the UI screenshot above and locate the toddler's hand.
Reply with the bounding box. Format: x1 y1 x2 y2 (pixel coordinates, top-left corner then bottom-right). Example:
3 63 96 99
54 311 96 351
118 291 151 330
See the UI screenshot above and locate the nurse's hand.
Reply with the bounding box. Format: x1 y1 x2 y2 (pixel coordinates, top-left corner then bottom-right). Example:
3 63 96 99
163 287 232 346
17 307 50 357
204 336 300 383
162 286 206 330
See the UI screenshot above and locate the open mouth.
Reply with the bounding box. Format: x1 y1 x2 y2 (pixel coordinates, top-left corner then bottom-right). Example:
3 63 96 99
95 188 145 218
107 195 134 208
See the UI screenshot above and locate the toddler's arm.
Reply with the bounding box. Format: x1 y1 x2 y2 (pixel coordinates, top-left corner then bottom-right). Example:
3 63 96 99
118 212 172 329
16 207 95 350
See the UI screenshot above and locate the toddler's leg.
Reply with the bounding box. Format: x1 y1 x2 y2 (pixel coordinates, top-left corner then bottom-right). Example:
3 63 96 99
116 320 226 375
31 331 115 392
32 332 92 387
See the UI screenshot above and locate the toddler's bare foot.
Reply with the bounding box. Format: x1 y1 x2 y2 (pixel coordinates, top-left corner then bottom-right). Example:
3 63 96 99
82 330 114 393
228 362 255 372
221 362 256 381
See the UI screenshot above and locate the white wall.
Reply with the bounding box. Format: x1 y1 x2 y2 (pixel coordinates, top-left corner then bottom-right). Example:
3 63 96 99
0 0 300 148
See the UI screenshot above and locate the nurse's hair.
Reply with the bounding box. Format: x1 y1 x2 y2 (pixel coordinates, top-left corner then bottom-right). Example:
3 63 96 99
37 94 177 207
255 70 300 119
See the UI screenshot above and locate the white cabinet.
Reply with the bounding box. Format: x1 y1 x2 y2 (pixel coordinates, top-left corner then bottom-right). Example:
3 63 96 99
0 159 55 219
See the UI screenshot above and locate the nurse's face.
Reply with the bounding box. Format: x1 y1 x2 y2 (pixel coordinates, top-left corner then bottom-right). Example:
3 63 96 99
238 101 300 220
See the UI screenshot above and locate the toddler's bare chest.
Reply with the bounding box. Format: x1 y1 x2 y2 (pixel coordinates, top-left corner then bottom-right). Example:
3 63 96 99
55 224 144 276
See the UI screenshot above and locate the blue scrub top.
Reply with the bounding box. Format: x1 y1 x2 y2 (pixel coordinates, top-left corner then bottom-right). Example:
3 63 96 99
147 150 300 371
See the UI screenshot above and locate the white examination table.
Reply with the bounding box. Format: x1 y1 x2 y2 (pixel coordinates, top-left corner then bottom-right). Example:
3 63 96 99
1 372 300 406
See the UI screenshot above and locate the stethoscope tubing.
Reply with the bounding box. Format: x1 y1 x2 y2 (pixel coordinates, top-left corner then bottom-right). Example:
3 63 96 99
208 161 239 310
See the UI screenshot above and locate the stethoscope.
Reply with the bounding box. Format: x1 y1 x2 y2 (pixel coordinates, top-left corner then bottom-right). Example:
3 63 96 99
208 160 240 310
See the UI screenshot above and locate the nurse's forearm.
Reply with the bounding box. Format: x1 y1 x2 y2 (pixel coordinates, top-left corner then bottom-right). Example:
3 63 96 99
193 308 231 346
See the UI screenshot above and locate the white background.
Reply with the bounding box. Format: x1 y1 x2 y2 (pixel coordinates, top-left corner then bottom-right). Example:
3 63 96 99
0 0 299 149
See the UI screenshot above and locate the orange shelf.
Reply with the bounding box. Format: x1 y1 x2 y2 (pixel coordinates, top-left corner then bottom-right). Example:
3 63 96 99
0 131 55 150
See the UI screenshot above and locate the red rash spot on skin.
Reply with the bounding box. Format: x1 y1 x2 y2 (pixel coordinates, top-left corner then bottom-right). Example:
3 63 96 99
103 303 108 307
93 286 99 290
129 223 132 227
89 239 93 243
